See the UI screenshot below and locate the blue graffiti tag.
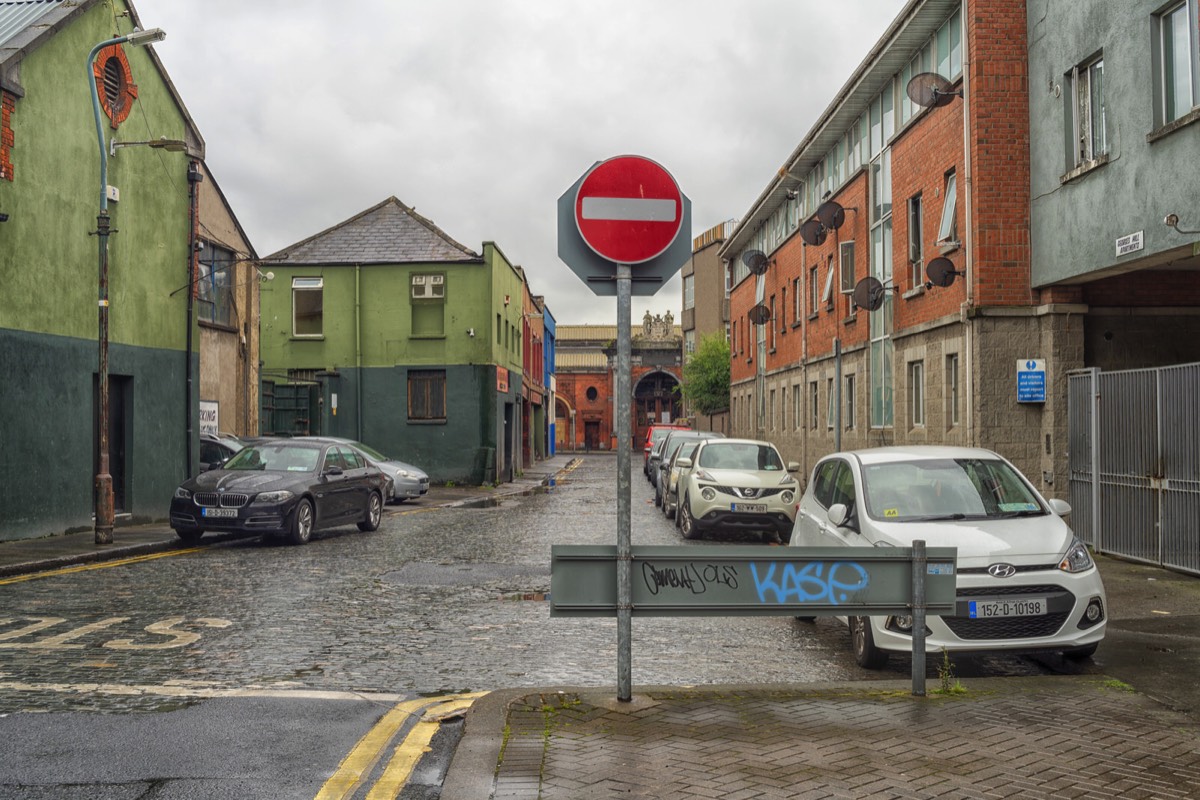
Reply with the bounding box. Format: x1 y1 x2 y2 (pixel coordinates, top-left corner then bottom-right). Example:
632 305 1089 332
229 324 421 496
749 561 870 605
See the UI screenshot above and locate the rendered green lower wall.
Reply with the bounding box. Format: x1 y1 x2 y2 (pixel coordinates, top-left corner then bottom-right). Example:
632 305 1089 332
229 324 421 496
312 364 519 484
0 329 189 542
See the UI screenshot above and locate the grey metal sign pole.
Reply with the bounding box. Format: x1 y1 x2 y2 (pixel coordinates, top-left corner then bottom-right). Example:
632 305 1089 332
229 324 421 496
616 263 633 702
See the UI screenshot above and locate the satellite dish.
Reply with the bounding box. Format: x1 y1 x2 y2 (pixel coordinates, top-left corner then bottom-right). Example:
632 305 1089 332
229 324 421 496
742 249 769 275
747 304 772 325
799 218 827 246
925 257 962 288
816 200 846 231
852 276 887 312
906 72 962 108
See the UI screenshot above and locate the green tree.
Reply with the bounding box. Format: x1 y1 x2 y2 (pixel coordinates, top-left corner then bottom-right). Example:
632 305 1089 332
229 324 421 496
680 332 731 415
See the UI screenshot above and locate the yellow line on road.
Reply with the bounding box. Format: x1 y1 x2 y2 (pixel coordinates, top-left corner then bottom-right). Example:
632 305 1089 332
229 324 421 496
315 697 439 800
0 549 204 585
366 693 487 800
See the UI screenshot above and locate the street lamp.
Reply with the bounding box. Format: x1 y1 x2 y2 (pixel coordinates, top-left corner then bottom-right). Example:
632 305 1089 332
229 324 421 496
87 27 166 545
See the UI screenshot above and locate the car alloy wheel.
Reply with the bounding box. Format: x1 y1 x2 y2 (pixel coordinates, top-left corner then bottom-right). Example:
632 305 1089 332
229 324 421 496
358 491 382 532
850 615 888 670
288 498 314 545
680 494 699 540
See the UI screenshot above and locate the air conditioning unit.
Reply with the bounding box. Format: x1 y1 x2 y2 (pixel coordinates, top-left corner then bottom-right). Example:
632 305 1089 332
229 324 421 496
430 275 444 285
412 275 426 285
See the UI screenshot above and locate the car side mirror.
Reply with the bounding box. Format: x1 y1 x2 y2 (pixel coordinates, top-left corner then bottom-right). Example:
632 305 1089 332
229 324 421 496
1047 498 1071 516
787 461 800 472
827 502 860 533
324 466 344 478
676 457 692 469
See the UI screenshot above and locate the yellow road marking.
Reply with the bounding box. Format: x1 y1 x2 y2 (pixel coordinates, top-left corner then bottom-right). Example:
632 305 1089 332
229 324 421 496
0 548 204 585
315 698 439 800
366 693 486 800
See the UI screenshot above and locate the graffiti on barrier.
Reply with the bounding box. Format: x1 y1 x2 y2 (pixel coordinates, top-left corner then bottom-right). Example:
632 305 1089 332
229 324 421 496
641 561 739 596
749 561 870 605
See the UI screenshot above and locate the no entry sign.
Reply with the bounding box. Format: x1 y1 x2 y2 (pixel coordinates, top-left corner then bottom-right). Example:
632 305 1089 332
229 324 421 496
557 156 691 296
574 156 683 264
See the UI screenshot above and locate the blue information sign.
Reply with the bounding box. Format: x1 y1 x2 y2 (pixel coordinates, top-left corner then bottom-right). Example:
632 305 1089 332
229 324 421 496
1017 359 1046 403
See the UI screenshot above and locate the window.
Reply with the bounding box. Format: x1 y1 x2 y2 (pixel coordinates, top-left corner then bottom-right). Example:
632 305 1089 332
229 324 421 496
826 377 835 429
947 353 960 427
822 256 836 307
793 277 802 322
781 385 787 431
769 389 776 430
909 361 925 427
809 381 819 429
1069 57 1107 166
908 195 923 286
197 242 236 327
684 330 696 356
840 241 856 296
409 370 446 421
809 266 819 315
1157 2 1197 125
937 172 958 244
845 374 856 429
769 294 777 349
292 277 323 337
793 383 802 430
683 274 695 310
411 273 445 299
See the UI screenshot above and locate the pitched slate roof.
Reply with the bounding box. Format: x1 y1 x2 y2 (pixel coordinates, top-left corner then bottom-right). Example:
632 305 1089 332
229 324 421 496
0 1 65 53
265 197 481 266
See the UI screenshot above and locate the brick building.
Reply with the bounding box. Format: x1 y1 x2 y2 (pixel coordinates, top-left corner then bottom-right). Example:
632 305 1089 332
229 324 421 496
554 319 684 451
717 0 1200 493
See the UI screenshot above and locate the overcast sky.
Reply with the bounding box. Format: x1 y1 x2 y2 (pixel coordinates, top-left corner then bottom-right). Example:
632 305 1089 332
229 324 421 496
136 0 907 324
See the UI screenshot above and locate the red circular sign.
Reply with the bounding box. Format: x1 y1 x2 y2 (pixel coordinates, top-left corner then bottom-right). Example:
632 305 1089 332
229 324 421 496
574 155 683 264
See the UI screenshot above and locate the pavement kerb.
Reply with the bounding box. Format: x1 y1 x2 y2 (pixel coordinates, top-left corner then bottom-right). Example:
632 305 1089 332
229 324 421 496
442 675 1172 800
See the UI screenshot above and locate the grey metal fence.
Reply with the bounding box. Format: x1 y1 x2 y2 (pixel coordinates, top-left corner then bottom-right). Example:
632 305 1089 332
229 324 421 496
1068 362 1200 575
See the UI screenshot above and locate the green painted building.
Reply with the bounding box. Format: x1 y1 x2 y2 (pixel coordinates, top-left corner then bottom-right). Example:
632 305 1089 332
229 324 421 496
0 0 206 541
260 197 531 484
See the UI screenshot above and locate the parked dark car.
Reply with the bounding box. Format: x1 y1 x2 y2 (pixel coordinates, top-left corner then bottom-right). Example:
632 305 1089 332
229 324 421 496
297 437 429 504
170 439 386 546
199 432 243 472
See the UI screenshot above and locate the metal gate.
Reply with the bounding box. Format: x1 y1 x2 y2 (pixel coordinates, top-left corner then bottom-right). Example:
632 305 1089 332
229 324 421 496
1068 362 1200 575
259 381 321 437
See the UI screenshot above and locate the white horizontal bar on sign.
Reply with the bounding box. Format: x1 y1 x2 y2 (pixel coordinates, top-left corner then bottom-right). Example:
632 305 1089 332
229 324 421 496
581 197 677 222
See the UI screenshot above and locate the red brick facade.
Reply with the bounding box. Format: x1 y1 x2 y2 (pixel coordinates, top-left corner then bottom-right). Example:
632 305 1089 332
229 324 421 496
1 91 14 181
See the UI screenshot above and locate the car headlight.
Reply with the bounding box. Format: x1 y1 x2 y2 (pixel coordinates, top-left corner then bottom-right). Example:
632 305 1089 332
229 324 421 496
255 490 294 504
1058 537 1094 573
701 487 716 501
781 490 795 504
777 474 796 486
174 487 191 500
695 469 716 482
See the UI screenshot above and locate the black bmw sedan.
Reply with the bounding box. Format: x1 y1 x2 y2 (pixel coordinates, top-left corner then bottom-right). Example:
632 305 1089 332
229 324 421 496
170 439 386 545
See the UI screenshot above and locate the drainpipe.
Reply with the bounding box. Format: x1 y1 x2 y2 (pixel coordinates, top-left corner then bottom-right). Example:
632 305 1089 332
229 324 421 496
961 0 977 446
355 264 363 441
186 160 202 477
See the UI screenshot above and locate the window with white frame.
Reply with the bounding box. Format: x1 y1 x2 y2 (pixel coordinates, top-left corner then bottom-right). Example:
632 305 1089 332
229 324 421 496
822 255 836 308
411 273 445 299
809 381 819 430
292 277 323 337
826 377 835 429
845 374 856 429
909 361 926 427
937 171 958 245
1157 2 1198 126
869 148 895 429
840 241 856 296
769 389 776 430
793 277 802 322
781 385 787 431
684 330 696 357
809 266 819 315
1069 56 1107 166
769 294 777 350
793 383 802 430
908 194 923 287
946 353 960 427
683 274 695 310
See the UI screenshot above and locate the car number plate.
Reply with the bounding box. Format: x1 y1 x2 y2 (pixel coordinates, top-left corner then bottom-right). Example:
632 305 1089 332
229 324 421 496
968 597 1047 619
202 508 237 518
731 503 767 513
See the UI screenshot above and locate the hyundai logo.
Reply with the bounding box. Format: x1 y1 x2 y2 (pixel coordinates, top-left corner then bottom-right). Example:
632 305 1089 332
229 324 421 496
988 563 1017 578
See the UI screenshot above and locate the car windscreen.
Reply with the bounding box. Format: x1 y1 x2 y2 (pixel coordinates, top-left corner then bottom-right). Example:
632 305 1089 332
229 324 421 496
698 443 783 471
224 444 321 473
861 458 1044 521
351 441 388 462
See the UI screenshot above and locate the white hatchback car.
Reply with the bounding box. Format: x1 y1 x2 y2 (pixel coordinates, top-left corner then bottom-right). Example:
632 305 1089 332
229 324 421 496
675 438 801 542
790 446 1106 668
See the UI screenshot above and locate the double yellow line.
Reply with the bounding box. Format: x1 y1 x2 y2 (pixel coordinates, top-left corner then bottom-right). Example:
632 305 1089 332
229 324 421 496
0 549 205 585
316 692 487 800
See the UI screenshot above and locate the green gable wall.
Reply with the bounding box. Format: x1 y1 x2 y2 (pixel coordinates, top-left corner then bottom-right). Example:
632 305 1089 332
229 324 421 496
0 2 197 541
